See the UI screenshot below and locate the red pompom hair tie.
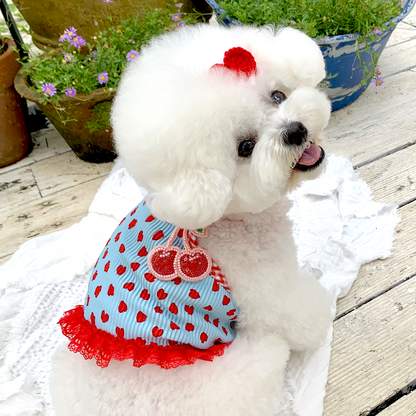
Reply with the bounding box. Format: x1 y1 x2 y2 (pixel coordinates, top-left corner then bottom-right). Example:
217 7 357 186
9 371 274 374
210 47 257 77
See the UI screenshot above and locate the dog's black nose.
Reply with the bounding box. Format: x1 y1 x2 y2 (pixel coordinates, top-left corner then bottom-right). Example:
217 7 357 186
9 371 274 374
284 122 308 146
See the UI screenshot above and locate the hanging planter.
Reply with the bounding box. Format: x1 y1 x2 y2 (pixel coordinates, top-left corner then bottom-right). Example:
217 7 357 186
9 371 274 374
0 38 30 168
205 0 416 111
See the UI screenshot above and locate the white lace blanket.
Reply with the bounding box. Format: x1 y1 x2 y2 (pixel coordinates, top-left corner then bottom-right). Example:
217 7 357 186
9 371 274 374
0 155 399 416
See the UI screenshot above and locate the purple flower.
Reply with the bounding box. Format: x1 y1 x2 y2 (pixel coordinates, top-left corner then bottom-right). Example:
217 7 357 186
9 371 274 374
41 83 57 96
69 36 87 48
290 20 296 25
175 3 183 7
126 50 139 62
324 36 330 43
374 77 384 86
129 39 134 43
373 28 382 35
172 13 181 22
375 67 381 76
59 35 65 43
103 0 113 3
65 87 77 97
94 20 98 26
98 72 109 84
62 52 73 62
91 53 97 60
178 21 184 28
64 27 77 38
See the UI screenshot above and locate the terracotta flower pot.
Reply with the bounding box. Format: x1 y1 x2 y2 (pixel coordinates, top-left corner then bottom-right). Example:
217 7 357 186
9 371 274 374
14 69 117 163
0 39 31 168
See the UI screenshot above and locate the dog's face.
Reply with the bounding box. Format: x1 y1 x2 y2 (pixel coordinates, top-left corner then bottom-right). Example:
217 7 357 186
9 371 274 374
112 24 331 229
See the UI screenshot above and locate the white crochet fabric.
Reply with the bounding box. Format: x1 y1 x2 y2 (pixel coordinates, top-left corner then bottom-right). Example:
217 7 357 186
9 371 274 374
0 155 399 416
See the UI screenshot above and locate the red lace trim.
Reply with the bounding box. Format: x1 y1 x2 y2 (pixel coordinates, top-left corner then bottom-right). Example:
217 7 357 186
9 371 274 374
58 305 229 369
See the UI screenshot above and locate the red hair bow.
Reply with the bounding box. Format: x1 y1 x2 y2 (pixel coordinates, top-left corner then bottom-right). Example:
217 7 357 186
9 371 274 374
210 47 257 77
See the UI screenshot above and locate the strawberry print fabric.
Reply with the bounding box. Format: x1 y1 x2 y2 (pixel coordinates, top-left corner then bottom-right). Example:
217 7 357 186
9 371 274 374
59 200 238 368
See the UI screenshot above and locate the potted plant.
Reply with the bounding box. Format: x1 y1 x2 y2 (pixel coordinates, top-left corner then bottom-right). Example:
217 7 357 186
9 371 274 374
14 3 199 163
0 37 30 167
205 0 416 111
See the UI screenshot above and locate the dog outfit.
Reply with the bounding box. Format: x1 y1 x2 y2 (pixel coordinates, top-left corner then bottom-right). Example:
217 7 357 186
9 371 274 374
59 199 238 369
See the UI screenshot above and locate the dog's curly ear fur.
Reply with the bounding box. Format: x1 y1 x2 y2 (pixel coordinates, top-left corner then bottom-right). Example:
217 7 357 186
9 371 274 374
147 169 232 230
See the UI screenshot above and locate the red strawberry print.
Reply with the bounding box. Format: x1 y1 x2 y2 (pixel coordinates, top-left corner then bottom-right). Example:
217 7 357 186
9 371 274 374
94 285 102 298
152 326 164 338
227 309 236 316
92 271 98 281
170 321 180 330
204 314 210 323
138 246 148 257
212 281 220 292
116 327 124 338
90 312 95 325
140 289 150 300
178 229 184 238
152 230 164 241
189 289 200 299
115 232 121 242
107 284 114 296
131 262 140 271
101 311 109 323
103 249 108 259
137 230 143 242
157 289 168 300
117 265 127 276
131 207 137 216
145 215 155 222
118 301 128 313
86 296 90 306
169 303 178 315
203 305 213 311
185 305 194 315
129 219 137 229
222 326 228 335
213 318 219 327
154 306 163 314
136 311 147 323
185 323 195 332
104 261 110 272
223 295 230 306
172 277 182 285
136 336 146 346
144 273 155 282
200 332 208 343
123 282 135 291
119 244 125 253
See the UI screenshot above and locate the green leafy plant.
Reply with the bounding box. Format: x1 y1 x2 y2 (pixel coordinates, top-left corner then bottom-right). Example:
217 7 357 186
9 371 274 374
19 2 200 129
218 0 402 84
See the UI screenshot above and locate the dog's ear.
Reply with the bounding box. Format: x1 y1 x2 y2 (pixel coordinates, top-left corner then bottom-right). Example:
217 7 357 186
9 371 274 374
147 169 232 230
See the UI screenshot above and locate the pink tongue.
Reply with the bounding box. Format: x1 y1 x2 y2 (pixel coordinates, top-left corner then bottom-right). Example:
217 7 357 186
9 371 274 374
297 144 322 166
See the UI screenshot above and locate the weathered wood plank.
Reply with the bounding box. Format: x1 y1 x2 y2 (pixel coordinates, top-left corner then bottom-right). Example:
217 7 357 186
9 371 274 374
31 151 113 197
325 70 416 166
0 176 106 259
0 167 41 213
323 276 416 416
380 37 416 77
356 143 416 206
336 200 416 316
379 391 416 415
386 24 416 47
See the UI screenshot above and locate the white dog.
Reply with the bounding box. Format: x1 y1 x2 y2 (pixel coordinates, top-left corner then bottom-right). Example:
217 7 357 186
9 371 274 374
50 23 332 416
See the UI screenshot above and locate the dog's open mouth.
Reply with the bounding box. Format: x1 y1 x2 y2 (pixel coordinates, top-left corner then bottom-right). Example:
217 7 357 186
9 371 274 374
294 144 325 171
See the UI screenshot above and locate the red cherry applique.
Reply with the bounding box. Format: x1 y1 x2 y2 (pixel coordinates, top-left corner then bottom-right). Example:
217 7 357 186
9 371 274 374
136 311 147 322
223 295 230 306
101 311 109 323
115 232 121 242
185 323 195 332
189 289 200 299
123 282 135 291
145 215 155 222
184 305 194 315
107 284 114 296
119 244 125 253
94 286 102 298
152 326 164 338
131 262 140 271
92 271 98 281
177 248 212 282
154 306 163 314
152 230 164 241
104 261 110 272
140 289 150 300
128 219 137 229
118 301 128 313
138 246 148 257
169 303 178 315
117 265 127 276
200 332 208 343
148 246 180 280
90 312 95 325
137 230 143 242
170 321 180 330
144 273 155 282
116 327 124 338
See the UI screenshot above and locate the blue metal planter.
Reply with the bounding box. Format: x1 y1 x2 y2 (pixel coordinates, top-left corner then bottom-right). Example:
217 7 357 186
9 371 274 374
205 0 416 111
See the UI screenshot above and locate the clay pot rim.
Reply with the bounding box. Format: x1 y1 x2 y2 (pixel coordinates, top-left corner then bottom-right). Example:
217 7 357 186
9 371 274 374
0 38 16 61
14 65 115 104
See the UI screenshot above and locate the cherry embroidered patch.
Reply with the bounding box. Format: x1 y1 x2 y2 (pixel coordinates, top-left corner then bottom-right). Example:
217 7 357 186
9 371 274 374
136 311 147 323
177 248 212 281
148 246 180 280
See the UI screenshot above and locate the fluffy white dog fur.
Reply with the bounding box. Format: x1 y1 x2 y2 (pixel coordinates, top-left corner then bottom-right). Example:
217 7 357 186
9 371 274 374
50 23 332 416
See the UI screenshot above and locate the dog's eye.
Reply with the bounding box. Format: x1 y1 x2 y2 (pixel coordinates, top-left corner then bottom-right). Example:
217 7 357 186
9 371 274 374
271 90 286 105
238 140 256 158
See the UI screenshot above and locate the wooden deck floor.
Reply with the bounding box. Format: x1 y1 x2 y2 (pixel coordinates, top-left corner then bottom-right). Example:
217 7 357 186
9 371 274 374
1 9 416 415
